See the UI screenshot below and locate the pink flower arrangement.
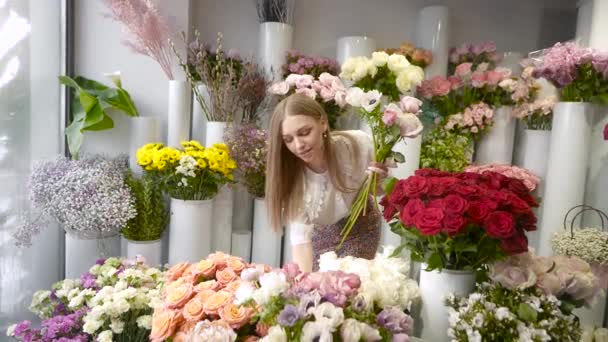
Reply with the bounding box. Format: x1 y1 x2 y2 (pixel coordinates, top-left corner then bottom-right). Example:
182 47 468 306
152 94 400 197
465 163 541 192
282 50 340 79
448 41 501 75
490 251 602 309
444 102 494 136
270 73 347 128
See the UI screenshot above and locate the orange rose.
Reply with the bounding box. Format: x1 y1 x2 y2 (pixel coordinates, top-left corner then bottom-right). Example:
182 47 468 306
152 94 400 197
223 280 243 294
165 262 190 282
226 257 246 274
194 259 217 280
216 268 237 287
208 251 230 269
219 303 255 329
150 308 182 342
194 280 219 292
182 296 205 321
196 289 216 302
203 290 233 316
166 282 195 309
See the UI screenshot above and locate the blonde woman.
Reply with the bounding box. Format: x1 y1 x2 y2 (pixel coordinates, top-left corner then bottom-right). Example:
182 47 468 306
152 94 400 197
266 93 388 272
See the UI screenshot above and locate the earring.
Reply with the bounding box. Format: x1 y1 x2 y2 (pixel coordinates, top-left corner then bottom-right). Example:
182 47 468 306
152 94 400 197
323 131 328 138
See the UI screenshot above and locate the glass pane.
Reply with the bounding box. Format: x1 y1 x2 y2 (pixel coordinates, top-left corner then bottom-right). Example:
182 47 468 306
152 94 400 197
0 0 63 331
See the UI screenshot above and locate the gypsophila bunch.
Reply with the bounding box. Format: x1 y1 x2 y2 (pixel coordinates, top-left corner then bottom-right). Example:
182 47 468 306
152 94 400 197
224 123 268 198
448 41 501 75
12 155 136 246
7 257 164 342
552 228 608 267
136 141 236 200
282 50 340 79
446 282 581 342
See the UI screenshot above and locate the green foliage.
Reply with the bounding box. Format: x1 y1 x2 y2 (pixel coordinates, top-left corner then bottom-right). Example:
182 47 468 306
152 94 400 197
122 173 168 241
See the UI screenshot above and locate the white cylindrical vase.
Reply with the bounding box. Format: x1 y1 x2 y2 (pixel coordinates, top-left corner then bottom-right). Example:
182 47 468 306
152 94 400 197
65 233 121 279
259 22 293 81
418 266 476 342
129 116 161 174
232 183 254 232
231 230 252 263
205 121 227 147
191 83 209 144
168 198 213 264
282 224 292 265
251 198 282 267
415 6 449 79
538 102 594 256
125 238 163 267
514 129 551 251
474 106 517 165
167 80 191 148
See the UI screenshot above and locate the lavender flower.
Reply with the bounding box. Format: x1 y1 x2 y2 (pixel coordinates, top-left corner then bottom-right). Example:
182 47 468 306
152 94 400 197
377 307 414 335
277 304 300 327
80 272 98 289
8 310 90 342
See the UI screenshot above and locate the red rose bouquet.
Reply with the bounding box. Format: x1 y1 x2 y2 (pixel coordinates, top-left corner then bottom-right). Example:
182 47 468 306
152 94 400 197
382 168 539 271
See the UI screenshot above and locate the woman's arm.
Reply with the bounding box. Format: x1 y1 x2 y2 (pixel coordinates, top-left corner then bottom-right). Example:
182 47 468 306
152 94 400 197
289 222 314 272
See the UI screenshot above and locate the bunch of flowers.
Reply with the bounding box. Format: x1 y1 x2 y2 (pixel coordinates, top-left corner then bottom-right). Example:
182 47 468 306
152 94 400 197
420 129 474 172
269 72 348 129
121 172 168 242
136 141 236 200
340 88 424 245
7 257 164 342
489 251 602 311
531 42 608 103
465 164 541 192
448 41 501 75
282 49 340 78
446 281 581 341
511 95 556 130
237 62 272 124
12 155 136 247
236 252 419 341
224 123 268 198
379 41 433 68
340 51 425 101
383 168 539 271
150 252 271 341
552 228 608 268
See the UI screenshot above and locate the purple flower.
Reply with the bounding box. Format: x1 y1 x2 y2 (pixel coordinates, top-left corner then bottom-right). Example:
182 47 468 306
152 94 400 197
377 308 414 335
298 291 322 314
95 258 106 265
277 305 301 327
80 272 97 289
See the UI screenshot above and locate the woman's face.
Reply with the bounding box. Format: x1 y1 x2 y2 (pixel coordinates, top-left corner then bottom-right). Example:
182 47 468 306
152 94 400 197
281 114 327 165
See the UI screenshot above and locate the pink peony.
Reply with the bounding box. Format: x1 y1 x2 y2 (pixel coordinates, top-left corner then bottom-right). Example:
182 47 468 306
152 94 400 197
295 74 314 89
490 261 537 290
295 87 317 99
396 112 424 138
430 76 451 97
454 63 473 77
399 96 422 114
486 70 504 86
471 72 487 88
270 81 290 95
447 76 463 90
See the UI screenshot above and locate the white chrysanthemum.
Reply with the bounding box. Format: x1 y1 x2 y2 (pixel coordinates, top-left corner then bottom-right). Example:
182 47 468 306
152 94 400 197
371 51 389 66
136 315 152 330
110 318 125 334
98 330 113 342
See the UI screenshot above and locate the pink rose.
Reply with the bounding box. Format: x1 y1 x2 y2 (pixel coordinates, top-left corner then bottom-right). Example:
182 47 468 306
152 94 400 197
448 76 463 90
396 113 423 138
490 262 537 290
295 87 317 99
482 41 497 53
282 262 302 282
399 96 422 114
318 72 338 87
382 110 397 126
295 74 314 88
319 86 336 102
536 273 562 296
270 81 290 95
454 63 473 77
486 70 504 86
471 72 487 88
432 77 452 97
495 67 513 79
285 74 300 86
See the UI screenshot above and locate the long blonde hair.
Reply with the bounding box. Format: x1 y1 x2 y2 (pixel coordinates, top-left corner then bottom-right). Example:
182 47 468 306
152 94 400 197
266 93 358 232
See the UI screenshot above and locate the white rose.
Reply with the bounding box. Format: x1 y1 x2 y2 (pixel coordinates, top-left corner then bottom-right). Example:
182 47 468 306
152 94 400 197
260 325 288 342
371 51 389 66
340 57 362 80
387 54 410 73
365 59 378 78
83 317 103 334
259 271 288 294
397 65 424 93
352 61 370 82
98 330 113 342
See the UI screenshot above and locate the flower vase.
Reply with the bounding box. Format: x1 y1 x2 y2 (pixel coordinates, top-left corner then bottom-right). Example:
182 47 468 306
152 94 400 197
231 230 252 262
474 106 517 165
129 116 161 174
514 129 551 250
417 265 476 342
259 22 293 82
125 238 163 266
167 80 191 148
414 6 449 79
205 121 233 254
251 198 282 267
168 198 213 264
538 102 593 256
65 232 120 279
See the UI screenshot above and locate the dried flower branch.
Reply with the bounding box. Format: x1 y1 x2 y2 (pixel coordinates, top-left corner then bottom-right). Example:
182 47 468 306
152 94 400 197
254 0 295 24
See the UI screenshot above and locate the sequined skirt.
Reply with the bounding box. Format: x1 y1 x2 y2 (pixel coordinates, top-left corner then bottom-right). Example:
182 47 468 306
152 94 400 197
311 197 381 271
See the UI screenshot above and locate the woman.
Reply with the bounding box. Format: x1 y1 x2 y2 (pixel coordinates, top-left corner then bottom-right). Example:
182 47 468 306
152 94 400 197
266 93 388 272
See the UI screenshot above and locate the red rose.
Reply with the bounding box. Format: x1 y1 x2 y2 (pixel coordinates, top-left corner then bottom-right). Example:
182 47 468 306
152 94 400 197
520 193 539 208
415 168 450 177
457 172 482 185
505 193 531 213
518 211 537 232
488 189 509 204
507 178 529 196
403 176 429 198
399 198 425 226
484 211 515 238
500 231 529 255
382 202 398 222
428 198 445 209
453 184 479 199
483 171 508 190
443 194 468 214
427 177 447 197
443 214 466 236
388 181 409 209
413 207 444 236
467 200 491 222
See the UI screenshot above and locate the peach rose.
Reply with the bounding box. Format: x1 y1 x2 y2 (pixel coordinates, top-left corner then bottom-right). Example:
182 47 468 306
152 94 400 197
226 257 246 274
165 262 190 282
203 290 233 316
194 259 217 280
194 280 220 292
150 308 182 342
178 320 197 334
166 283 195 309
182 297 206 321
216 268 238 287
208 251 230 269
196 289 216 303
164 278 186 295
219 303 255 329
223 280 243 294
173 332 189 342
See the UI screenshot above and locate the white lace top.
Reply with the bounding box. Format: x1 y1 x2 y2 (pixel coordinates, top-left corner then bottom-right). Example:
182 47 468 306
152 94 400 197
289 130 374 245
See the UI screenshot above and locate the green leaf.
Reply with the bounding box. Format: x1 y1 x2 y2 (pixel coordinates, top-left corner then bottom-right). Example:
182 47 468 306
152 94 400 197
383 176 398 196
106 87 139 117
454 241 478 253
58 75 81 89
392 151 405 163
427 252 443 271
390 244 408 258
65 115 85 159
79 91 98 112
81 98 105 128
517 303 537 322
85 113 114 131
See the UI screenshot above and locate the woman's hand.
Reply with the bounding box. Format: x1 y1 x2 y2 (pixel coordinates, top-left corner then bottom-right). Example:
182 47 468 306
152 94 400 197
366 161 394 195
